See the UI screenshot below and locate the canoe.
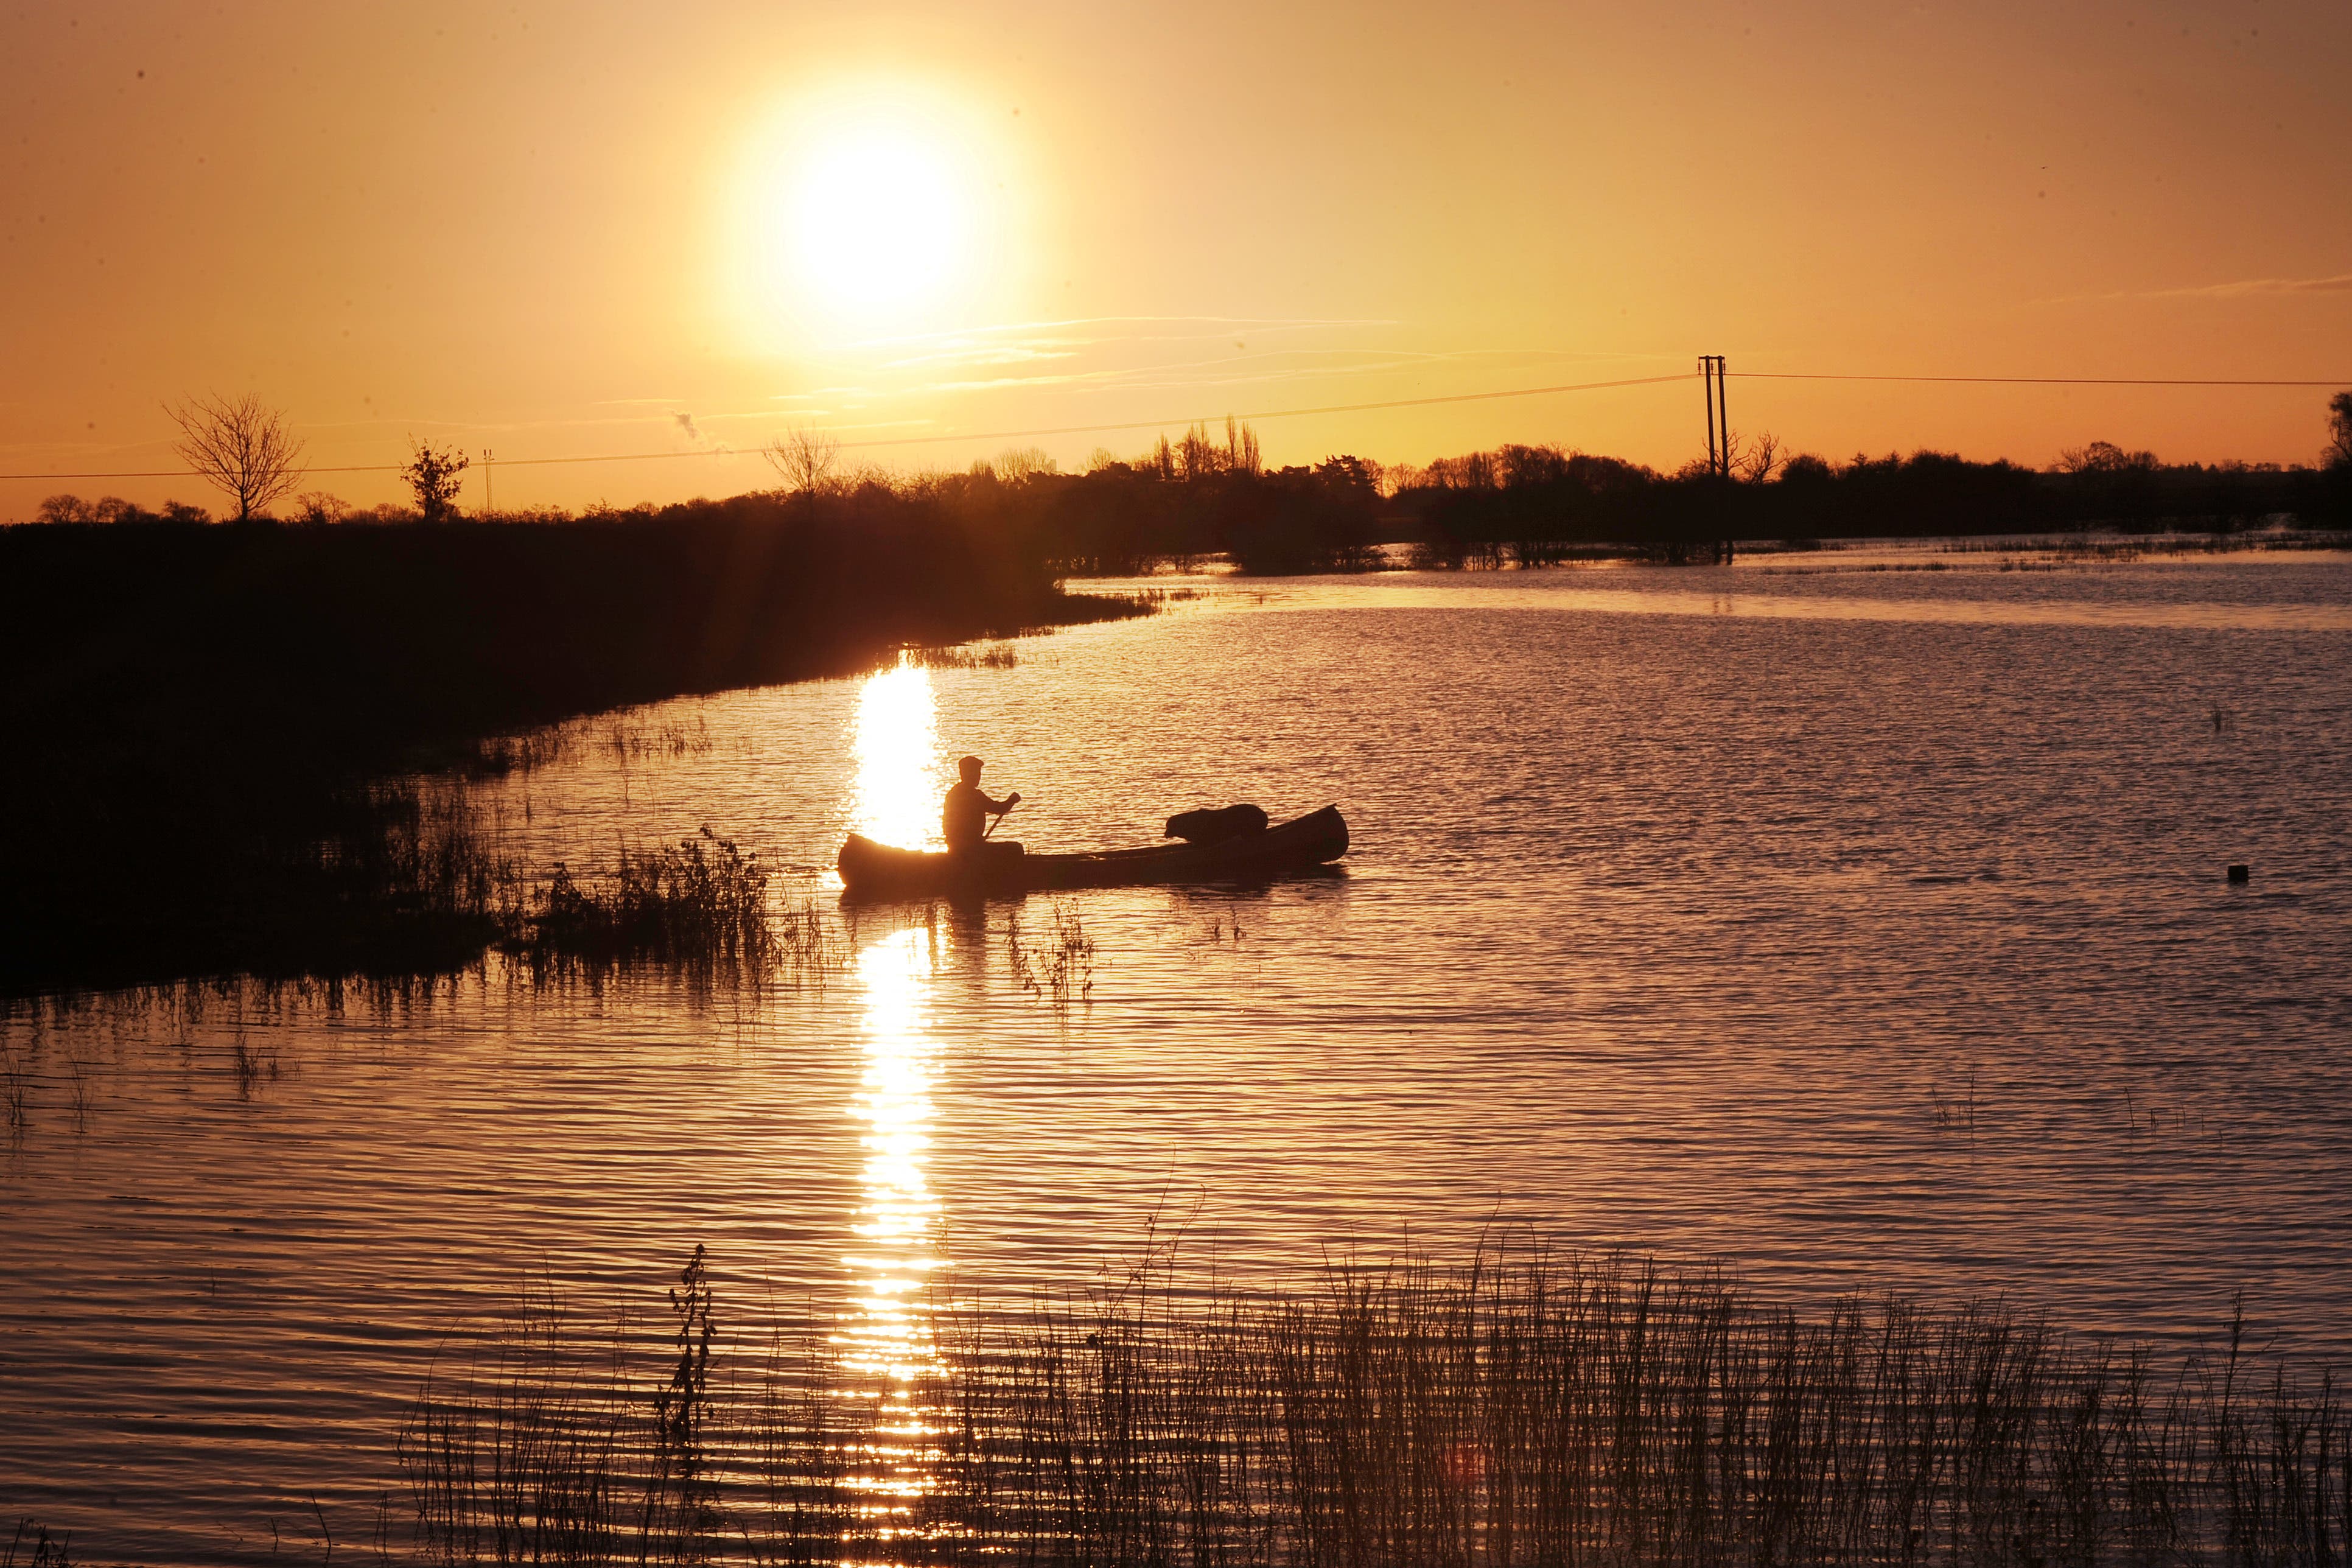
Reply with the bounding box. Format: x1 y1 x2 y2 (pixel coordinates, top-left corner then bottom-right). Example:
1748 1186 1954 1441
838 805 1349 898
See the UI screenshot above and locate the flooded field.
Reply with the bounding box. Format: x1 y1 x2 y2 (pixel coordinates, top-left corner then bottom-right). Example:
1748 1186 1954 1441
5 542 2350 1565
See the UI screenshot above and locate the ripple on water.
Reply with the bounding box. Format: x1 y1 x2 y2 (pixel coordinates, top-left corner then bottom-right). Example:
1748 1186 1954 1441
5 551 2351 1564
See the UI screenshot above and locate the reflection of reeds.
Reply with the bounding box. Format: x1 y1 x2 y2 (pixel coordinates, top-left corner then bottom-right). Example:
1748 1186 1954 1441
407 1238 2352 1568
228 1028 280 1099
2123 1083 2213 1144
773 897 844 992
906 643 1020 671
1004 900 1097 1011
2 1042 28 1133
471 712 723 778
522 829 771 971
1929 1073 1980 1141
64 1052 89 1133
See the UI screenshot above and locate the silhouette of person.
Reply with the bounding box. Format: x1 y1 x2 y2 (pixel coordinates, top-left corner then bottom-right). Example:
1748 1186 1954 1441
942 755 1020 855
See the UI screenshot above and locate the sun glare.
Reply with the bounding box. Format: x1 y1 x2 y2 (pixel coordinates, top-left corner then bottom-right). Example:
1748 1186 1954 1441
790 131 968 311
851 658 941 850
732 84 1018 345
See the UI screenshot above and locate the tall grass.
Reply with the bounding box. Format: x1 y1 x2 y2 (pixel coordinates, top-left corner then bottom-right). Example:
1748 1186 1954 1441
936 1245 2352 1568
401 1262 850 1568
403 1237 2351 1568
520 829 773 971
469 712 723 779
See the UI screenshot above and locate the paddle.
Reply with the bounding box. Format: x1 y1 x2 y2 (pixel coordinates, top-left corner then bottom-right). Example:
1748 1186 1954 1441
982 793 1021 840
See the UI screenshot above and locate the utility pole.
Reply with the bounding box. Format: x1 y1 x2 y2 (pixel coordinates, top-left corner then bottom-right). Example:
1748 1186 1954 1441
1698 356 1729 477
1698 356 1734 563
1714 361 1729 480
483 449 494 517
1701 355 1718 477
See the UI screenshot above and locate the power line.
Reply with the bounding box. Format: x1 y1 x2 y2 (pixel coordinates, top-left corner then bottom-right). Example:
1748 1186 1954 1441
3 365 2346 483
0 373 1696 480
1739 372 2347 387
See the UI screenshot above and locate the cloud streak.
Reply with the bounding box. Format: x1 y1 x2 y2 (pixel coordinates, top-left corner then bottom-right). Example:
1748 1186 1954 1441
839 313 1401 352
2048 271 2352 304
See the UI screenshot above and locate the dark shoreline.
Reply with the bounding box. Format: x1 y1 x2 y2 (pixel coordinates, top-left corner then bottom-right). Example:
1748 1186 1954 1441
7 499 2341 998
0 495 1150 998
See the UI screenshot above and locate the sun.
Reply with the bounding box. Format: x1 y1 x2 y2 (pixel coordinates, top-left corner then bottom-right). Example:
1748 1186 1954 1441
786 128 971 315
729 84 1020 346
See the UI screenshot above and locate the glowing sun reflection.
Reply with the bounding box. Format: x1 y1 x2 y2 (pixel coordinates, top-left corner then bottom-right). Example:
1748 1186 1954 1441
838 919 949 1536
852 659 942 852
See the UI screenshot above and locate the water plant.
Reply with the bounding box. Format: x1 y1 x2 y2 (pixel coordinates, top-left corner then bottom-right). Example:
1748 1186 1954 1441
2 1520 72 1568
1005 899 1097 1011
907 642 1021 670
1 1041 27 1134
518 828 772 972
399 1265 847 1568
1928 1073 1981 1139
772 895 844 992
401 1235 2352 1568
64 1052 89 1134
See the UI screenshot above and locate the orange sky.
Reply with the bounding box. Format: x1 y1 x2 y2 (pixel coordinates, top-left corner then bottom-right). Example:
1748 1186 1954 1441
4 0 2349 516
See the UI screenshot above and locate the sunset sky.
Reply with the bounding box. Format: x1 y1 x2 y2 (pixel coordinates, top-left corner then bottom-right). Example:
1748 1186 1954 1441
4 0 2349 515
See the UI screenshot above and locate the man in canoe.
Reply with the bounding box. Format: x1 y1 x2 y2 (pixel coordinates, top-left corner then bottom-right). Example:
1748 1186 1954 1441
943 755 1021 856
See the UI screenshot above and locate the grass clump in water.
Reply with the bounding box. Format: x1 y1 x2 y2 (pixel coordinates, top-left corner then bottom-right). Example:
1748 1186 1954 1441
520 828 773 970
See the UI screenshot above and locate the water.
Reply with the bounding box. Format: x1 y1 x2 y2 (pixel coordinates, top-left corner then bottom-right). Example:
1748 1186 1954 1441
5 542 2350 1564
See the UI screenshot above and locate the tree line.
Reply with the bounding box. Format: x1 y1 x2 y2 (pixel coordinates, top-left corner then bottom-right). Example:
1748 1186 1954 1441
17 390 2352 575
0 474 1141 994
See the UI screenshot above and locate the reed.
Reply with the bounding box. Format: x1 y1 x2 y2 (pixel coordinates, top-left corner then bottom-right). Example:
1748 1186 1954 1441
472 712 724 778
63 1051 89 1133
908 643 1021 670
403 1236 2352 1568
1 1521 71 1568
772 895 845 992
936 1244 2352 1568
518 830 774 973
1004 899 1098 1012
399 1265 850 1568
1 1040 27 1133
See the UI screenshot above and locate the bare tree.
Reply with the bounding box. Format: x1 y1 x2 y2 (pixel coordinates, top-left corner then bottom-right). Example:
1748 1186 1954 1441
2056 439 2157 475
1176 423 1222 482
402 439 470 522
763 425 841 494
1735 430 1783 484
996 446 1058 481
1223 415 1262 475
292 491 349 525
165 393 306 520
2326 390 2352 469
